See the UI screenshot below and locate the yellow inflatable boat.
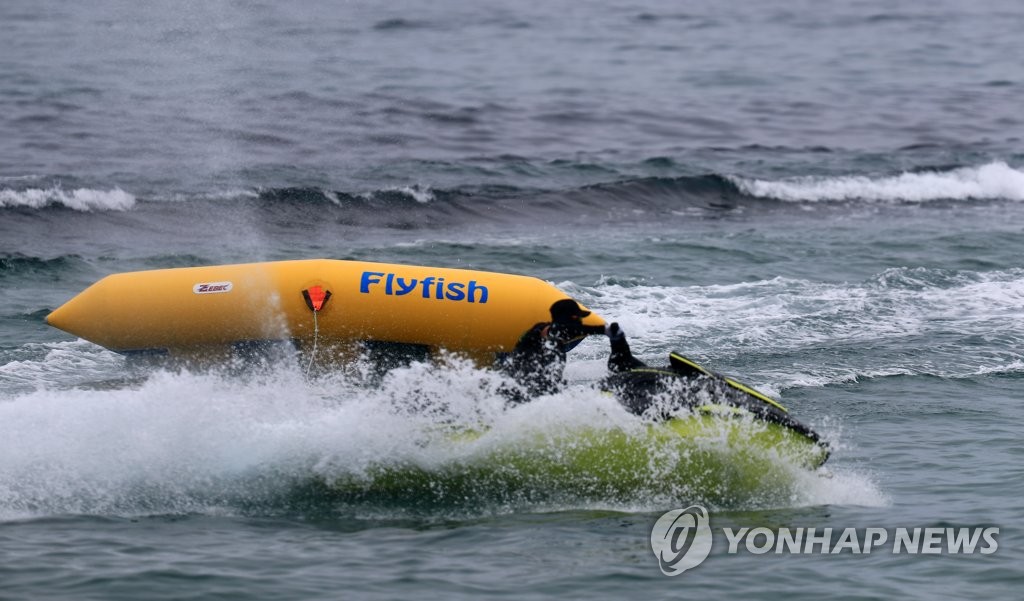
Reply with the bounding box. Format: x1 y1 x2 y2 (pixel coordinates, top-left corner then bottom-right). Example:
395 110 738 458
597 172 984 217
46 259 605 364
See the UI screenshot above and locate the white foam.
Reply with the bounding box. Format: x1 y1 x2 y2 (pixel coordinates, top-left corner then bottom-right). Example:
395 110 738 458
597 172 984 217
568 266 1024 387
402 185 435 204
0 174 44 182
788 467 890 508
732 161 1024 203
974 359 1024 376
0 186 136 211
0 340 125 393
150 189 260 203
362 185 435 204
0 356 869 520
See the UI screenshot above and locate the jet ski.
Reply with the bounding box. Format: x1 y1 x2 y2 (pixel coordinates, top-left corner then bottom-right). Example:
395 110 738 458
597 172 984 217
319 353 829 505
601 351 829 468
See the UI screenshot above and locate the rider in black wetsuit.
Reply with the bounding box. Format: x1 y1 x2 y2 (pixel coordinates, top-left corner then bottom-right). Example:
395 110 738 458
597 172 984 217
502 298 606 401
504 308 824 449
501 300 663 406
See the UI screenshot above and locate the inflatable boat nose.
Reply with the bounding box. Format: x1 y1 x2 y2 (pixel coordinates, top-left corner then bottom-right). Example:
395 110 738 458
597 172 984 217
46 281 102 341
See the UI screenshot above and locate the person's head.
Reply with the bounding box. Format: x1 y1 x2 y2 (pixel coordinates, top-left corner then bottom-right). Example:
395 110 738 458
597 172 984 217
548 299 591 344
549 298 591 325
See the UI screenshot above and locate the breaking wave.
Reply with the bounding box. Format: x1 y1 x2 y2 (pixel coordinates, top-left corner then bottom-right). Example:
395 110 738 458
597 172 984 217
0 186 136 211
5 162 1019 223
732 161 1024 203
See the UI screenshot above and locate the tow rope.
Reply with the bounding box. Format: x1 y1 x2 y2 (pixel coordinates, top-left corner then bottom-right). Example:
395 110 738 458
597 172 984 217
301 286 331 374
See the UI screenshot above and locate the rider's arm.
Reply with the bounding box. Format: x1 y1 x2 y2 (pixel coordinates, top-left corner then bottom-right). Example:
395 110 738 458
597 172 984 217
606 323 648 372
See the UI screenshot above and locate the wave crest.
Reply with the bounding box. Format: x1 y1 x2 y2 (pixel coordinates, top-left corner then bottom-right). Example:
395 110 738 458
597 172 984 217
731 162 1024 203
0 186 136 211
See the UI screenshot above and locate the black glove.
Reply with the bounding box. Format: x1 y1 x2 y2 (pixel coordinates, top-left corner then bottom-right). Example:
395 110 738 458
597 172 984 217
605 322 625 341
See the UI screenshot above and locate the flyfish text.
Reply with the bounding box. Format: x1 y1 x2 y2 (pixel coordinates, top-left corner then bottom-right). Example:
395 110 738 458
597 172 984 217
360 271 488 303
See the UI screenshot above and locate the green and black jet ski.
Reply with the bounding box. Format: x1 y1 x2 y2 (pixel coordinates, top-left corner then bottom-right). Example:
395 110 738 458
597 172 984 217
318 348 829 505
600 346 829 469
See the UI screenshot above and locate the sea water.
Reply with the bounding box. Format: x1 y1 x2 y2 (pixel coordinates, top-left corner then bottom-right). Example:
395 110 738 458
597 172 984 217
2 1 1023 599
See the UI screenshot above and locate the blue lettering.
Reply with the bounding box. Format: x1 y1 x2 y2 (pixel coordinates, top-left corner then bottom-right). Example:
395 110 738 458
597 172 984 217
420 276 436 298
467 280 488 304
395 277 418 296
445 282 466 301
360 271 385 293
359 271 487 304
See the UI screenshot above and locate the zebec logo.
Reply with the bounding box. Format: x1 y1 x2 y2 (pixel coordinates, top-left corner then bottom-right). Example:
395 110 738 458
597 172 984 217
192 281 233 294
650 505 713 576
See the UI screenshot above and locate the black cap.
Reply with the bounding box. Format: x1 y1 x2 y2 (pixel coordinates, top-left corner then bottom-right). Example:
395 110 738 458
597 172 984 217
550 298 592 324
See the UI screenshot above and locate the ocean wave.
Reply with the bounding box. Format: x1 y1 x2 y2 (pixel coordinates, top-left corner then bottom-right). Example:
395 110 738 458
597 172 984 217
362 185 435 204
0 186 136 211
11 161 1019 222
0 254 85 279
0 340 126 394
149 189 261 203
974 360 1024 376
258 185 443 207
731 161 1024 203
244 162 1024 225
0 174 45 182
210 174 743 228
